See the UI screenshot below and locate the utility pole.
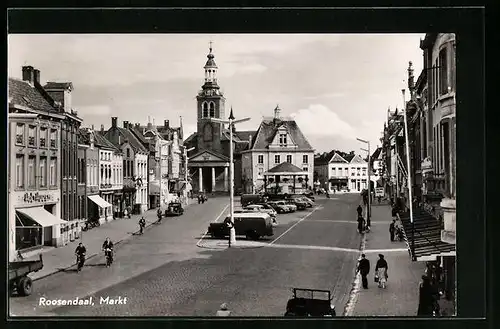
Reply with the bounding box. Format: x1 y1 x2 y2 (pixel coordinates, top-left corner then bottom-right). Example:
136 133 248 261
210 107 250 247
402 88 415 260
357 138 371 227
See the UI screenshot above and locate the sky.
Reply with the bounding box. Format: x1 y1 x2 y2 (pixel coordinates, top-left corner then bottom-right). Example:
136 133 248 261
8 34 425 154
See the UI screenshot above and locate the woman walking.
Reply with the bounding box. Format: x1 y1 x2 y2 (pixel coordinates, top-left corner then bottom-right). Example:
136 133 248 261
375 254 388 288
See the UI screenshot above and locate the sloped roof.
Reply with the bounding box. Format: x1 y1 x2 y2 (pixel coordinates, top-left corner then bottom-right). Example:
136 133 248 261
235 130 257 145
78 128 90 145
44 82 73 90
8 78 57 113
189 148 229 162
371 147 382 160
252 118 313 150
349 154 366 164
344 154 355 162
184 132 197 145
330 152 348 163
265 162 304 174
117 127 148 153
94 131 120 151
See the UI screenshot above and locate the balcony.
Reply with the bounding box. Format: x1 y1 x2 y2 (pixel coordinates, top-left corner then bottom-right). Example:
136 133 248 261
440 198 456 245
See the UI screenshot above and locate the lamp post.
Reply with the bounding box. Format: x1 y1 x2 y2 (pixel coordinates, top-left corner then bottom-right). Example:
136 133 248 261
402 88 415 260
357 138 371 226
210 107 250 247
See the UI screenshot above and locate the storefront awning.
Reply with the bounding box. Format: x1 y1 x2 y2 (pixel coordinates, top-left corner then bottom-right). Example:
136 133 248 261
17 207 66 227
88 195 112 208
399 208 456 261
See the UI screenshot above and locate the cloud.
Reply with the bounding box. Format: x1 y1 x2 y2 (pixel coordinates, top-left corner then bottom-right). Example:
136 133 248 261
290 104 356 138
303 92 345 100
78 105 112 116
182 124 197 139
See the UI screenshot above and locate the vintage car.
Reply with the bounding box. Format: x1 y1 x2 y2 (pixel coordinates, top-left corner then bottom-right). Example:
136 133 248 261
284 288 336 317
243 204 277 218
285 197 308 210
207 213 274 240
268 200 295 213
165 202 184 216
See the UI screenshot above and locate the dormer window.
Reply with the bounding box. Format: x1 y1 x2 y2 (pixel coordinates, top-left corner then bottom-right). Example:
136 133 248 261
279 133 287 146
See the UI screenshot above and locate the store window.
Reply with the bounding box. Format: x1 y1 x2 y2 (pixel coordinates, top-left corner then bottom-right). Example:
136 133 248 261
15 212 43 250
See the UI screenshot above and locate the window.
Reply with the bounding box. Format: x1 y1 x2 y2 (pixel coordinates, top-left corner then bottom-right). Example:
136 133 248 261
202 102 209 118
362 168 367 176
258 155 264 164
50 157 57 186
16 155 24 188
40 127 47 148
16 124 24 145
439 47 448 96
39 156 47 187
50 129 57 148
258 167 263 176
357 168 360 176
209 102 215 117
286 155 292 163
303 167 308 172
303 155 308 164
279 134 287 146
274 155 280 164
27 156 36 188
28 126 36 146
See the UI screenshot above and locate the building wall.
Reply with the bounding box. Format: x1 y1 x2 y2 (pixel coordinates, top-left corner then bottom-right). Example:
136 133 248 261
8 115 63 261
135 153 148 212
98 148 114 220
85 142 100 221
347 161 369 192
76 145 87 240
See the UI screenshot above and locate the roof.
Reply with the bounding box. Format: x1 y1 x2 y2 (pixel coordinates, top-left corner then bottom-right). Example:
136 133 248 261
116 127 148 153
8 78 58 113
183 132 197 145
252 118 313 150
344 154 355 162
371 147 382 160
349 154 366 164
265 162 304 174
94 131 120 151
330 152 348 163
235 130 257 145
44 82 73 90
78 128 90 145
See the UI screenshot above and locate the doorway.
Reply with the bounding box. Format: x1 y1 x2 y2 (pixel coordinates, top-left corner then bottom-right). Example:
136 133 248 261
202 167 213 193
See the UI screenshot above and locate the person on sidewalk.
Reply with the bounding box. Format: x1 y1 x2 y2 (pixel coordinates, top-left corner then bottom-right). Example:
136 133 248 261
389 220 396 242
375 254 388 288
418 275 438 316
139 217 146 234
357 215 365 234
216 303 231 316
357 254 370 289
156 208 163 223
357 205 363 218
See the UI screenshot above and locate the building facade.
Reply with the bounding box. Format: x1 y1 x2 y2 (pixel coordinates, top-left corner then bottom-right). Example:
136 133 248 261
79 128 101 222
44 81 83 245
241 106 315 194
92 130 116 222
314 152 350 193
104 119 149 214
76 142 87 238
8 69 67 261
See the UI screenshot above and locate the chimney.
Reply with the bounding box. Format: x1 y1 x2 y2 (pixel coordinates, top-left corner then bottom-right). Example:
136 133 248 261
249 134 253 146
164 120 169 129
33 69 41 85
91 124 95 130
22 66 35 85
100 124 104 133
111 117 117 128
123 121 129 128
147 122 153 130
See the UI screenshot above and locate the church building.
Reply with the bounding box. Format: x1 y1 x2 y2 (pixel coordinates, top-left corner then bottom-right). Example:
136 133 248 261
183 45 255 194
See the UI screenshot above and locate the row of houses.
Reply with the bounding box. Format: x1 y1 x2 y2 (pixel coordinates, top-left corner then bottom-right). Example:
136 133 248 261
380 33 456 306
8 65 188 262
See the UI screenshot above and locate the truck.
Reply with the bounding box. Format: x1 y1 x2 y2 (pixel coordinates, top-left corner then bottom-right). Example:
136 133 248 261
9 254 43 296
207 213 274 240
284 288 337 317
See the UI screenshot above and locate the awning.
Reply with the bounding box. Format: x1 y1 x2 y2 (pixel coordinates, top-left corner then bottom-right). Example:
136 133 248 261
17 207 66 227
88 195 112 208
399 208 456 261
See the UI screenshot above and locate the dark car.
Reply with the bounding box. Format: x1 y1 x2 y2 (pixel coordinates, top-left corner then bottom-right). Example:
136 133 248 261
286 198 308 210
165 202 184 216
285 288 336 317
208 213 274 240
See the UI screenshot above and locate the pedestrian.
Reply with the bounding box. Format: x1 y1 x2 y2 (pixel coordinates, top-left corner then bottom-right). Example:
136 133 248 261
216 303 231 316
139 217 146 234
357 215 365 234
418 275 436 316
389 219 396 242
375 254 388 288
156 208 163 223
356 205 363 218
357 254 370 289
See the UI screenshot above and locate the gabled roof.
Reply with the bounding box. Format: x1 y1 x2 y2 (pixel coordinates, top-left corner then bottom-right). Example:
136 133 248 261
329 152 348 164
371 147 383 160
344 154 355 163
235 130 258 147
251 118 313 150
265 162 304 174
94 131 120 152
189 148 229 162
115 127 148 153
8 78 58 113
349 154 366 164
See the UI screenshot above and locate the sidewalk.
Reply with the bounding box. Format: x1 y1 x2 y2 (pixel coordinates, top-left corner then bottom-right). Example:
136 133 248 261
24 203 190 281
351 204 426 316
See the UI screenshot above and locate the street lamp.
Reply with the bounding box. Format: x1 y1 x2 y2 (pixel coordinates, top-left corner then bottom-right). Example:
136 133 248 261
210 107 250 247
356 137 371 227
402 88 415 260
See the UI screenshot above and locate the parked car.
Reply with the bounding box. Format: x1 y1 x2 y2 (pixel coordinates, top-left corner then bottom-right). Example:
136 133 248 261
286 197 308 210
207 213 274 240
243 204 277 218
284 288 337 317
273 200 297 212
295 196 314 208
241 194 265 207
266 201 289 214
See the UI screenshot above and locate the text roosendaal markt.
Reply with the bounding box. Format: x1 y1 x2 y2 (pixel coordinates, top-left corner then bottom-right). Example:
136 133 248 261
38 296 127 306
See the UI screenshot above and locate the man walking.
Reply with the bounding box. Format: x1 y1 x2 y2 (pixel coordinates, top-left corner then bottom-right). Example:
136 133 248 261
357 205 363 218
357 215 365 234
357 254 370 289
138 217 146 234
389 219 396 242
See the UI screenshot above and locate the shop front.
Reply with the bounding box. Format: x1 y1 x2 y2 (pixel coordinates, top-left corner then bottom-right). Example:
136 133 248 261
328 177 348 192
88 194 112 224
10 190 66 260
113 191 124 218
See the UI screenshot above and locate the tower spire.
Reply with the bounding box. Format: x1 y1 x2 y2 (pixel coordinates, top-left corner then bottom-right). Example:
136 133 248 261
229 106 235 120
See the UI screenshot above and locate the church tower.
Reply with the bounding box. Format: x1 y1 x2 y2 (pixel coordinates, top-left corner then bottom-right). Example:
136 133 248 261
196 42 226 153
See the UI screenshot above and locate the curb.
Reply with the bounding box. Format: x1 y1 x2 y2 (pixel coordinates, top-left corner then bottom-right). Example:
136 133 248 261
197 240 266 250
31 218 158 282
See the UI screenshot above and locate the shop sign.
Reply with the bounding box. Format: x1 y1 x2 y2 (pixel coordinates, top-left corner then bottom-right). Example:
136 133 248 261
20 191 55 204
